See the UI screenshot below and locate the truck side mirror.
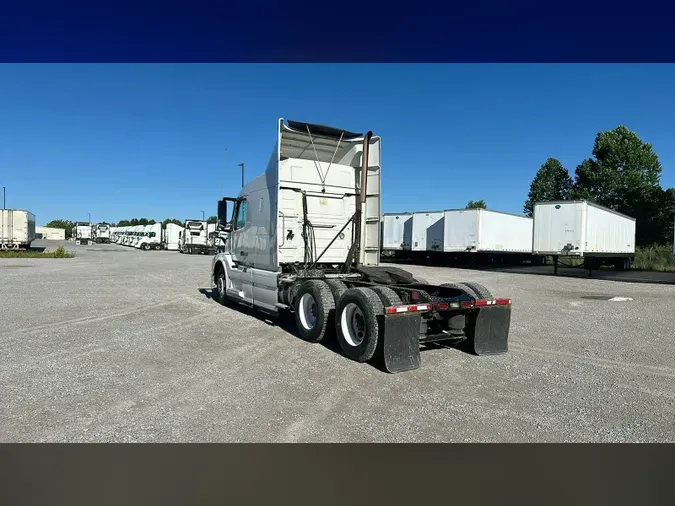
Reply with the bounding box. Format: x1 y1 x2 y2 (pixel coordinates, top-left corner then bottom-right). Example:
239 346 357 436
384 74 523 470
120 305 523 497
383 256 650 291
217 199 229 226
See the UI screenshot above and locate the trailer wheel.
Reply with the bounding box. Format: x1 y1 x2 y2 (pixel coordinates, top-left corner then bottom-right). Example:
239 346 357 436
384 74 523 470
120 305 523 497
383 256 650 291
335 287 383 363
293 280 335 343
459 281 493 300
141 243 150 251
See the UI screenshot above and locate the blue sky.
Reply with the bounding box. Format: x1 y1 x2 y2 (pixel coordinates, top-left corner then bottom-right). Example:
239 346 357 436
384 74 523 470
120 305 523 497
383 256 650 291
1 64 675 225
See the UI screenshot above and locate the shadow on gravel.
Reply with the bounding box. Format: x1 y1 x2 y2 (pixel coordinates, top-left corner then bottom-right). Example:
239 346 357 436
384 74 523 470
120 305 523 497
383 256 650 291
383 257 675 286
197 287 471 373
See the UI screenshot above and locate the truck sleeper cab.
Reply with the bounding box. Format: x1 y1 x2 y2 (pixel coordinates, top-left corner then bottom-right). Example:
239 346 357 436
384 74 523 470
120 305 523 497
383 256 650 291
211 119 513 373
180 220 209 254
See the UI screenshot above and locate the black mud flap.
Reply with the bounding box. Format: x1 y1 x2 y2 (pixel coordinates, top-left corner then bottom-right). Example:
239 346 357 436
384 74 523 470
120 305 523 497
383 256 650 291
467 305 512 355
379 313 421 373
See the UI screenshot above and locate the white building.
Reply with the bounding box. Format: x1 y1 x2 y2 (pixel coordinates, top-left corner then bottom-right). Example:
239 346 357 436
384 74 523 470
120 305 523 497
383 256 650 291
36 226 66 240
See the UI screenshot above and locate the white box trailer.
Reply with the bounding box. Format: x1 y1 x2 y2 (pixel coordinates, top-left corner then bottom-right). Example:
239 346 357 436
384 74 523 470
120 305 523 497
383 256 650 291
443 208 534 255
1 209 36 249
410 211 444 253
533 200 636 272
381 213 413 253
164 223 183 251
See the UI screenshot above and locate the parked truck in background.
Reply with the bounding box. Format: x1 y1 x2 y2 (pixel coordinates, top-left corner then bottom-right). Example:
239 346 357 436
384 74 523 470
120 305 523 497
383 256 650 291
72 222 93 245
93 223 111 243
1 209 36 250
136 223 162 250
211 119 513 373
532 200 636 274
180 219 209 254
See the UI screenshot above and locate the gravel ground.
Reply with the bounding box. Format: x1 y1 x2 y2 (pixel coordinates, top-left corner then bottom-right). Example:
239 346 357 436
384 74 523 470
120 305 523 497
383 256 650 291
1 240 674 442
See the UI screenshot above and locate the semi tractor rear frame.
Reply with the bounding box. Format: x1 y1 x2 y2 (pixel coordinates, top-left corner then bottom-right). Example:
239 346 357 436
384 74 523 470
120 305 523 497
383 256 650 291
211 119 513 373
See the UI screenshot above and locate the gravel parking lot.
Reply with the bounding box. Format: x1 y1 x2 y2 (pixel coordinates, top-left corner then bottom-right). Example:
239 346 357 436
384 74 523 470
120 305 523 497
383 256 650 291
2 240 674 442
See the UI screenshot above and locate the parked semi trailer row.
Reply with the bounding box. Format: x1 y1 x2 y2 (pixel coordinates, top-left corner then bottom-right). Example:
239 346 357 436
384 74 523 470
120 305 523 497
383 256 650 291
382 201 636 273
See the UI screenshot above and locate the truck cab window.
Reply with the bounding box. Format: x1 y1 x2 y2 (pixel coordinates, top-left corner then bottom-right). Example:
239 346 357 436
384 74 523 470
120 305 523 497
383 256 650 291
235 200 247 230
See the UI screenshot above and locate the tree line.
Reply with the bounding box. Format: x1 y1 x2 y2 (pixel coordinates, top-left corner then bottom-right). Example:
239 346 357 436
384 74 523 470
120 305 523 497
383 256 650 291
523 125 674 247
45 216 218 239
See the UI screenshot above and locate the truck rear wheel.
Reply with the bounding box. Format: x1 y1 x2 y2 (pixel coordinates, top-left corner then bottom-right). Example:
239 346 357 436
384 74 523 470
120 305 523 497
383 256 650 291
335 287 383 363
440 282 478 298
459 281 493 300
293 280 335 343
369 286 402 306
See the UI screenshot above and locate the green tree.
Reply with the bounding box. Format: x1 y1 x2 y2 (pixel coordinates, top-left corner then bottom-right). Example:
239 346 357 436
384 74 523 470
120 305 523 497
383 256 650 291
570 125 664 245
207 215 218 224
523 158 573 217
148 219 156 225
466 200 487 209
162 218 183 227
117 220 131 227
130 218 139 226
137 218 149 226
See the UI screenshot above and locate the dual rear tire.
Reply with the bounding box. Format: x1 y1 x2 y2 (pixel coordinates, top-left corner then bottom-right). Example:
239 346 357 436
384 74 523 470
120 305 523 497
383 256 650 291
293 282 394 363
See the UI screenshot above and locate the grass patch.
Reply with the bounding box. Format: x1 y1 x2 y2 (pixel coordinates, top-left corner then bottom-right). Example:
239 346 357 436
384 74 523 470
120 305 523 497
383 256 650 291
633 244 675 272
0 245 74 259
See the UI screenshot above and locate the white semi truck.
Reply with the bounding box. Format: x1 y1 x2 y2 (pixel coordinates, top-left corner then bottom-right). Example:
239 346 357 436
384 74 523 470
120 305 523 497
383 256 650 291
136 223 162 250
180 219 209 254
211 119 513 373
93 223 111 243
73 223 93 245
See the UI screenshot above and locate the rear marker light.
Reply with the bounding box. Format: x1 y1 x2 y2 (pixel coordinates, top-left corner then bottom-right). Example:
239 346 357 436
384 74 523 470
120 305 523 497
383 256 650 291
461 298 512 309
385 303 431 315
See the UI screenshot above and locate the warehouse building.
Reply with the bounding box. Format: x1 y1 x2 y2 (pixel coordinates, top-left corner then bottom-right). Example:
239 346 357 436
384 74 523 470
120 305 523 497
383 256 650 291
36 226 66 240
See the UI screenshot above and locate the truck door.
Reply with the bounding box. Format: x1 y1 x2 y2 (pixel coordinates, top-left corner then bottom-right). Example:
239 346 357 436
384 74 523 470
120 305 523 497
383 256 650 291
228 199 253 303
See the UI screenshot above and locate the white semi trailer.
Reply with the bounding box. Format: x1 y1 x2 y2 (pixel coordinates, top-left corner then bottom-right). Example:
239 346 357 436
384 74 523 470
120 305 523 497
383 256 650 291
381 212 412 259
1 209 36 250
441 208 541 265
533 200 636 275
211 119 513 373
163 223 183 251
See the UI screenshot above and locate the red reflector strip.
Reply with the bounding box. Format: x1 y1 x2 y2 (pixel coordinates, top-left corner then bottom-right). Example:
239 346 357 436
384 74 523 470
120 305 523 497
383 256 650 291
460 298 512 308
437 302 449 310
384 303 431 315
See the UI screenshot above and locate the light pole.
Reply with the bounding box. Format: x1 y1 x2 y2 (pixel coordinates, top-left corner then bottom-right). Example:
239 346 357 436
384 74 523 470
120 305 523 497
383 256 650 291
88 213 91 225
238 163 244 189
201 210 205 221
2 186 5 209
